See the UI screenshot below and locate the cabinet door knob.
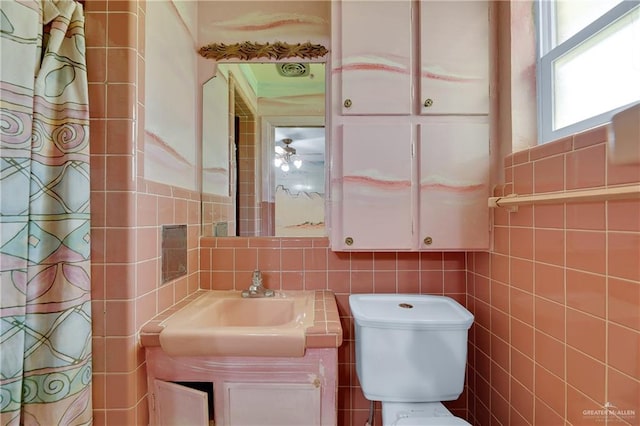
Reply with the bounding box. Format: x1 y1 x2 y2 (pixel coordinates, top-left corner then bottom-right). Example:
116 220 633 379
423 98 434 108
344 99 352 108
345 237 354 246
423 236 433 245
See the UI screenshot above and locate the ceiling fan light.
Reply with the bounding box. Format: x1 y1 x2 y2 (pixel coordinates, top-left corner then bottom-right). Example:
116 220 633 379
275 146 285 154
293 159 302 169
281 163 290 172
274 158 283 167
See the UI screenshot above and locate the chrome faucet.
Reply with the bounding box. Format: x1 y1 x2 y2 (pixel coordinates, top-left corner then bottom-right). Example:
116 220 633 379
241 270 275 298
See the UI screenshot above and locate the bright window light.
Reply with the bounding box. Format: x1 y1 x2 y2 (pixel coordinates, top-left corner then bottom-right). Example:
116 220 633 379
555 0 623 44
537 1 640 144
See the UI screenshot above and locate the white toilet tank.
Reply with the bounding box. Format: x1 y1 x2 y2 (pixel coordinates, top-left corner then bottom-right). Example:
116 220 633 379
350 294 474 402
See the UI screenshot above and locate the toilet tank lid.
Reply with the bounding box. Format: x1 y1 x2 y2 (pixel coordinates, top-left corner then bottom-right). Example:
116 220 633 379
349 294 474 330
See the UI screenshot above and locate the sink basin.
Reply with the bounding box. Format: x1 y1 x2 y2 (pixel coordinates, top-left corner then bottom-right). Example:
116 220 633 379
158 290 315 357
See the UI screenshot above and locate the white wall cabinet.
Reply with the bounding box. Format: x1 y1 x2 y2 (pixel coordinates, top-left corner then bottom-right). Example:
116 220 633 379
419 1 490 115
418 119 490 250
336 0 488 116
330 0 491 251
338 123 415 250
338 0 413 115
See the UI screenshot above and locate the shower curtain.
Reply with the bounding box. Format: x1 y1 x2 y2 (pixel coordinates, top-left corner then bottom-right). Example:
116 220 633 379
0 1 92 424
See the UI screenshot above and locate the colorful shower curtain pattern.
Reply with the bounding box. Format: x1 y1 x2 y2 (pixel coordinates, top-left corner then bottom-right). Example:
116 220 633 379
0 1 92 424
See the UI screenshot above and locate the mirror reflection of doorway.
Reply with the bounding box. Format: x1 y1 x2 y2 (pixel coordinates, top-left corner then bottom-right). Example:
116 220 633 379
233 116 240 235
272 126 325 237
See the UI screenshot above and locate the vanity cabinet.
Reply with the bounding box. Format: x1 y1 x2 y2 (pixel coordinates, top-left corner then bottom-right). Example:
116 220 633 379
330 0 491 251
153 380 209 425
224 382 321 425
146 347 337 426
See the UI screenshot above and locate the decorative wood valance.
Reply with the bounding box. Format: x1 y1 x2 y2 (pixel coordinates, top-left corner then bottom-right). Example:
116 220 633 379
198 41 328 61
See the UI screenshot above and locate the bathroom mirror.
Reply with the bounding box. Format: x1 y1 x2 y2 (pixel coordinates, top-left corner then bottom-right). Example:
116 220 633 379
200 62 326 237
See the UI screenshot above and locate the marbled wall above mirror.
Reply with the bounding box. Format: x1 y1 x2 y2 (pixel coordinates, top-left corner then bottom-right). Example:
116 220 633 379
197 1 329 47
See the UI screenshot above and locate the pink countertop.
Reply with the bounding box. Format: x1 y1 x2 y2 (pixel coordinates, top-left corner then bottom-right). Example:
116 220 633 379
140 290 343 350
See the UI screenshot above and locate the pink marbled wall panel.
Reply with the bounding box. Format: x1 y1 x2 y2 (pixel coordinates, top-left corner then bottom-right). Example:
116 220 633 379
197 1 330 47
509 0 538 151
145 0 198 190
275 187 325 237
257 93 325 117
202 70 230 197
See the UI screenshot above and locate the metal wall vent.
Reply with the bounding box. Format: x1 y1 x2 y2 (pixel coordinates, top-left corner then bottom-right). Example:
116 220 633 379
277 63 310 77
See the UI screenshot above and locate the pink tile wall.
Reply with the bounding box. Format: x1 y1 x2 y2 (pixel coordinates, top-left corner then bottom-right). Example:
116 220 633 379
467 125 640 426
200 237 471 425
89 2 639 425
260 201 276 236
232 87 261 237
201 192 233 236
87 1 201 424
237 116 259 236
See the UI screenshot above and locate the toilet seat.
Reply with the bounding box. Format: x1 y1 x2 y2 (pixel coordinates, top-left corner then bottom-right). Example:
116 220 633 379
382 402 471 426
392 416 471 425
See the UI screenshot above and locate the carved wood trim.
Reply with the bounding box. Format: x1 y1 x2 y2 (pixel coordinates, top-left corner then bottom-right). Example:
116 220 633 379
198 41 328 61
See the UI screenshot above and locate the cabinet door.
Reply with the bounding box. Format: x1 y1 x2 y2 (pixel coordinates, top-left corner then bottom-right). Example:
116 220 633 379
338 0 413 115
419 1 489 115
154 380 209 426
338 123 414 250
223 382 321 426
419 120 490 250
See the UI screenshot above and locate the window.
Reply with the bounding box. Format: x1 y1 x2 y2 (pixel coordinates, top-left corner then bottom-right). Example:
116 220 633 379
537 0 640 144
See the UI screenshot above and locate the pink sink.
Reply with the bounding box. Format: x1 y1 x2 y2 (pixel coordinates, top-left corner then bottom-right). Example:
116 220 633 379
158 290 315 357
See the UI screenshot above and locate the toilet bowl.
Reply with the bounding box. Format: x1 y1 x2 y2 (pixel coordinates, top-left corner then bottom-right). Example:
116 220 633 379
382 402 471 425
349 294 474 426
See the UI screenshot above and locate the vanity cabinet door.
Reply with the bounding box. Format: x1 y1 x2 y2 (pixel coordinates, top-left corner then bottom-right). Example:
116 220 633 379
223 382 321 426
419 119 490 250
338 0 413 115
153 380 209 426
419 1 489 115
335 123 415 250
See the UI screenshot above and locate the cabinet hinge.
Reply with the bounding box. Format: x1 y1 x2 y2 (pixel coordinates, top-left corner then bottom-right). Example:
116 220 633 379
151 392 155 411
411 143 415 158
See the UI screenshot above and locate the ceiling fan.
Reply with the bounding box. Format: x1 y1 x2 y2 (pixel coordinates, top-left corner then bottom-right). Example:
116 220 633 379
274 138 302 172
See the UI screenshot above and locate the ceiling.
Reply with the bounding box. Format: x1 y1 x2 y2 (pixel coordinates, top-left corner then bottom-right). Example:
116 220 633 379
239 62 325 98
274 126 325 158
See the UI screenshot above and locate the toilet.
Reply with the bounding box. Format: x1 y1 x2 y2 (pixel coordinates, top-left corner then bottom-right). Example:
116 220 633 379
349 294 474 426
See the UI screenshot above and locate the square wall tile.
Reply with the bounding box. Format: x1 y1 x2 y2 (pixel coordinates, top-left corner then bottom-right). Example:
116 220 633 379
534 154 564 193
566 308 606 361
566 144 606 190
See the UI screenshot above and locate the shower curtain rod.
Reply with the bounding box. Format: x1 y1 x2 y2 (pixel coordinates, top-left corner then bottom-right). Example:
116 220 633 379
488 184 640 211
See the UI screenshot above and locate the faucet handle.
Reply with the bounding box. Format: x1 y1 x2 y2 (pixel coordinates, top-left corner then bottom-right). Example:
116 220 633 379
252 270 262 285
